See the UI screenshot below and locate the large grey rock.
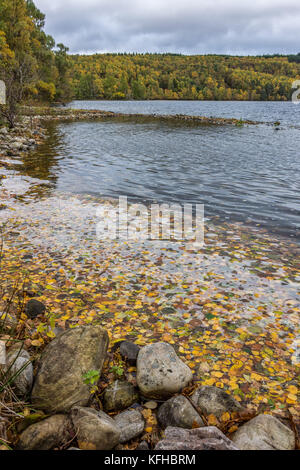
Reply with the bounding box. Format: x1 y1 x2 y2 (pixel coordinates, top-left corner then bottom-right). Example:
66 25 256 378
70 406 120 450
31 325 109 413
103 380 139 412
231 414 295 450
137 343 192 399
114 409 145 443
7 349 33 396
155 426 239 450
191 386 243 417
158 395 204 429
17 415 73 450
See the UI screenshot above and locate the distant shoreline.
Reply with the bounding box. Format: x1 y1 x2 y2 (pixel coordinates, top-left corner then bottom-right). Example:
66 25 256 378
22 106 261 126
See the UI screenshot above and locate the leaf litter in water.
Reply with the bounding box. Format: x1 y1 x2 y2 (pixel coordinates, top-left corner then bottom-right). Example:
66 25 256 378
0 193 299 427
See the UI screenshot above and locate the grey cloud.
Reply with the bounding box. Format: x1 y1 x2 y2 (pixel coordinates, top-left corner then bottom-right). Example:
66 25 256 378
34 0 300 54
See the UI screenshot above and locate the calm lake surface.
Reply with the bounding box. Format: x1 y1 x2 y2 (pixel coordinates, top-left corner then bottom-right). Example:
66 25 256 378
20 101 300 239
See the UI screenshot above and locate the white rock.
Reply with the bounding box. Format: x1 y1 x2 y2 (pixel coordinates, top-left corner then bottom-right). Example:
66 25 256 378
231 414 295 450
137 342 192 399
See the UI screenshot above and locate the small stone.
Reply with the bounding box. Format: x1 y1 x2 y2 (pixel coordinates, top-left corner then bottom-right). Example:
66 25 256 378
25 299 46 319
155 426 239 450
136 441 149 450
17 415 73 450
231 414 295 450
120 341 140 365
114 409 145 443
103 380 139 412
144 401 158 410
158 395 204 429
137 342 192 399
71 406 120 450
191 386 243 418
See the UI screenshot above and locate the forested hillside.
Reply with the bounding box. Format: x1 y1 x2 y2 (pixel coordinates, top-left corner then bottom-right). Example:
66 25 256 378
70 53 300 101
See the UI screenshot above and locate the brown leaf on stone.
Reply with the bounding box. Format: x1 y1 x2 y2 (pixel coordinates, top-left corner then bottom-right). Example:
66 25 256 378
220 408 258 435
192 420 201 429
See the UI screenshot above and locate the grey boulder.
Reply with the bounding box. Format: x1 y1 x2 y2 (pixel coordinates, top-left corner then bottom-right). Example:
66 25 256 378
191 386 243 417
137 342 192 399
155 426 239 450
17 415 73 450
231 414 295 450
103 380 139 412
31 325 109 413
158 395 204 429
70 406 120 450
114 409 145 443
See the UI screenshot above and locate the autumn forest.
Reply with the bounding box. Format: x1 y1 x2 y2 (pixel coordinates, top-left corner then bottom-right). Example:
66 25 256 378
70 53 300 102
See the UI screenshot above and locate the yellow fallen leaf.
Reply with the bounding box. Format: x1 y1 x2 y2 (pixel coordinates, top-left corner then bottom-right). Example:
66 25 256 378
207 414 218 426
221 412 231 422
228 425 238 433
287 385 298 395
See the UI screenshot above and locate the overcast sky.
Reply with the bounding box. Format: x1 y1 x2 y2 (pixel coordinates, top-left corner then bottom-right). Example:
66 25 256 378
34 0 300 55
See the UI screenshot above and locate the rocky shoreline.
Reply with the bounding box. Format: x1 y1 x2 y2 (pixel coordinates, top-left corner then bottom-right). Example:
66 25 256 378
0 120 45 158
0 324 296 450
22 106 261 126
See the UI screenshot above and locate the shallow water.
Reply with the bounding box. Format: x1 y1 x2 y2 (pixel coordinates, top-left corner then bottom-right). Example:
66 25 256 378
14 112 300 239
1 101 300 240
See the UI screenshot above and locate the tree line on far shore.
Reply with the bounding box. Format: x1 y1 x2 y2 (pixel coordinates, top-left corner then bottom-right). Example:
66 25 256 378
70 53 300 102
